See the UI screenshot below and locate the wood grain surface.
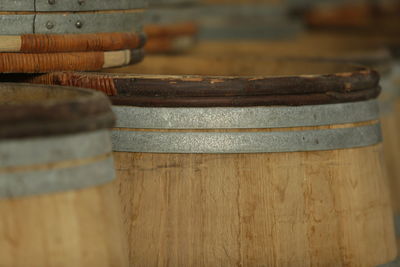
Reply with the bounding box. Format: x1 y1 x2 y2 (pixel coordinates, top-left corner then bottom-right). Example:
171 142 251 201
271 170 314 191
0 181 129 267
114 140 396 266
0 32 146 53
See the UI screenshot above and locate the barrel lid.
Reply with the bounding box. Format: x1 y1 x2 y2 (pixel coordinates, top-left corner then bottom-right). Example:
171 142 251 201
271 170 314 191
0 83 114 139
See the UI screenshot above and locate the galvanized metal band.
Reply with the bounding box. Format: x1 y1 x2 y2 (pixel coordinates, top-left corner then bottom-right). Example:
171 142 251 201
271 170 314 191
0 0 146 11
113 100 379 129
111 123 381 153
0 130 115 198
145 7 198 24
0 12 143 34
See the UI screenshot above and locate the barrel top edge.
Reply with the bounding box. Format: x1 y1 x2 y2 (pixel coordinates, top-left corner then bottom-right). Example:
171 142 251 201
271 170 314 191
0 83 115 139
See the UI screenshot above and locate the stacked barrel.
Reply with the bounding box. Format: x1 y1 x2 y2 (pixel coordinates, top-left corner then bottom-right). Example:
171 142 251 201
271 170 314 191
144 0 199 53
0 1 147 72
1 0 400 266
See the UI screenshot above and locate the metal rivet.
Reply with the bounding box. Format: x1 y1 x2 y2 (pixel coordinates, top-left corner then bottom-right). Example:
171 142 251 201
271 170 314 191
77 0 85 5
75 20 83 29
48 0 56 4
46 21 55 29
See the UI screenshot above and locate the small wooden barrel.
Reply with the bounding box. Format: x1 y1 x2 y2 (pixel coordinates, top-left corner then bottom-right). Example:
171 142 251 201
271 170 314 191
0 83 128 267
107 58 396 266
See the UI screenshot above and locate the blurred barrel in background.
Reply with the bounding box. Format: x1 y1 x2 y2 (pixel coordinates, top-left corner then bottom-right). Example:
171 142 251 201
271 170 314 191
0 83 128 267
0 0 147 72
144 0 199 53
198 0 303 40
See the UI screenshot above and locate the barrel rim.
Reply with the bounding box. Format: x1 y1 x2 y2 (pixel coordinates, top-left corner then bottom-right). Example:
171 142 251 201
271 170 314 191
0 60 382 107
0 83 115 139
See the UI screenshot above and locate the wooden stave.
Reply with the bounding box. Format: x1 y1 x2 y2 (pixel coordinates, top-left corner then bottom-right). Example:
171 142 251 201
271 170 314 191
114 143 396 266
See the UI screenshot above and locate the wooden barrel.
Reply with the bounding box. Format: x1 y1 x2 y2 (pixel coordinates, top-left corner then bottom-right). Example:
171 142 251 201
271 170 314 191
16 58 394 265
0 83 128 267
107 58 396 266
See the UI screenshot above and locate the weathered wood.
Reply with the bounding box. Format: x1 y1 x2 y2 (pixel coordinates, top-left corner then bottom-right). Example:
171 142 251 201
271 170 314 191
0 83 114 139
0 48 143 73
0 32 146 53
